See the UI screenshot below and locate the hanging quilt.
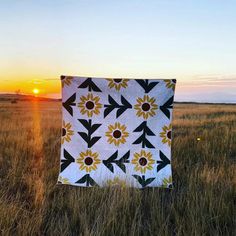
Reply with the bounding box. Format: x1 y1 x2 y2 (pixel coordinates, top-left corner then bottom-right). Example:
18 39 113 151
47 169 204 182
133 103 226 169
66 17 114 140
58 76 176 188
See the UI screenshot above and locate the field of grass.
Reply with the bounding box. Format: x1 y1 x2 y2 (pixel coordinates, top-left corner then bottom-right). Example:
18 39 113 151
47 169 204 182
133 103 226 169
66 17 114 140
0 101 235 235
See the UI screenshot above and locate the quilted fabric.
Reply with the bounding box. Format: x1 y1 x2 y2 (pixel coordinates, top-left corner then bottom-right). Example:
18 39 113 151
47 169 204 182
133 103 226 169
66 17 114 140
58 76 176 188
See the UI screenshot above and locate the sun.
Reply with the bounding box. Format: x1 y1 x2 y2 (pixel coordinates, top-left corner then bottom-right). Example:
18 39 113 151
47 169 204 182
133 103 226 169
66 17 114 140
32 88 40 95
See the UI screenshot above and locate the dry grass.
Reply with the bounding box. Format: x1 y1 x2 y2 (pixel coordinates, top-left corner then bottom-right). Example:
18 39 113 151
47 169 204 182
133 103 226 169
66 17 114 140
0 101 235 235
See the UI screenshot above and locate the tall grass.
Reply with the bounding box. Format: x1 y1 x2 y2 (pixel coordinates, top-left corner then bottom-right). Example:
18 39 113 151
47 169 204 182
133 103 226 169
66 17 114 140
0 101 235 235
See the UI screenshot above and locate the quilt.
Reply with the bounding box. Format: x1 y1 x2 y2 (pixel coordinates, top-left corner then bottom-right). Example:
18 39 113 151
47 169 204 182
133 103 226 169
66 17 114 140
58 76 176 188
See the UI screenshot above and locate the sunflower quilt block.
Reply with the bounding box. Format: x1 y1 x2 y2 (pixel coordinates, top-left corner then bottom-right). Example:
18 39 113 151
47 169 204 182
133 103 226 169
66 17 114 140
58 76 176 188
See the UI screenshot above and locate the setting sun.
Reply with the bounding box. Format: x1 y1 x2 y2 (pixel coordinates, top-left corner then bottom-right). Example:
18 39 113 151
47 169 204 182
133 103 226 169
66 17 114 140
33 88 40 95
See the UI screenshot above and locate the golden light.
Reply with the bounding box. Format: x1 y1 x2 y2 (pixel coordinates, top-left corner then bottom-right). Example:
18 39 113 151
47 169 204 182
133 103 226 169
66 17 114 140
33 88 40 95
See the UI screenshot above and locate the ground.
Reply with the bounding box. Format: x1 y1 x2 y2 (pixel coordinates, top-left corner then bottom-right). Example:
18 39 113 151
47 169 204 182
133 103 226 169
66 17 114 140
0 101 235 235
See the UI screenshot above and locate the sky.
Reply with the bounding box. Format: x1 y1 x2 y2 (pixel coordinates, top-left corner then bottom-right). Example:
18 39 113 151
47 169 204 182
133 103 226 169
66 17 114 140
0 0 236 102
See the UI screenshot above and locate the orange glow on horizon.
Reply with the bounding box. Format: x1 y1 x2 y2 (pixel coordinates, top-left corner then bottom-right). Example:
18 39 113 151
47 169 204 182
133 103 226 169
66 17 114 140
0 78 61 98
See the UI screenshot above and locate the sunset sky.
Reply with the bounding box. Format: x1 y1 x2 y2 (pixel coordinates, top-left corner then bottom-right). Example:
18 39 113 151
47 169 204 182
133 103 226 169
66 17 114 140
0 1 236 102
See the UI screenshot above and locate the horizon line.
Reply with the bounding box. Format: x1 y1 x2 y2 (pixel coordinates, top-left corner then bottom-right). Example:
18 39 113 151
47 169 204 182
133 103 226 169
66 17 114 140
0 92 235 105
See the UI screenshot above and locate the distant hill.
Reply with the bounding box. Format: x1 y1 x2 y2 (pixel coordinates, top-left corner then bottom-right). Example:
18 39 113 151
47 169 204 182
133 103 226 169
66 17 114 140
174 101 236 105
0 93 61 102
0 93 235 105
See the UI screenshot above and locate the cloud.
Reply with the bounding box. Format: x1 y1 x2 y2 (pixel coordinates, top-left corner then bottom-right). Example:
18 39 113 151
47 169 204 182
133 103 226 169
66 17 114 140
176 75 236 89
192 74 236 83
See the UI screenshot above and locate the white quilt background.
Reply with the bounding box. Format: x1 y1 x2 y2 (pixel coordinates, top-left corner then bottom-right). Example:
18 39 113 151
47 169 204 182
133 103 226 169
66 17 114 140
58 76 176 188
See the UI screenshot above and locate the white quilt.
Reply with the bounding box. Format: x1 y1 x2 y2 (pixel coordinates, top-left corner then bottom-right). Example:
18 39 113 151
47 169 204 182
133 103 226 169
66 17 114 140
58 76 176 188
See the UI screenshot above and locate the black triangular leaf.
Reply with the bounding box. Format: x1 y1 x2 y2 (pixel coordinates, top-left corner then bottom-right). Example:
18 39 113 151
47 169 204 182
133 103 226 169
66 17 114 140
103 161 114 173
116 107 126 118
156 163 166 172
121 95 132 107
88 176 98 186
108 95 118 105
165 96 174 106
78 132 89 142
88 136 101 148
78 78 102 92
157 151 170 172
60 160 71 173
135 80 147 89
67 93 76 103
159 150 170 164
90 123 102 134
89 80 102 92
78 119 90 130
104 106 114 118
104 95 132 118
133 175 155 188
119 150 130 162
135 79 159 93
144 126 155 136
160 96 173 119
116 150 130 173
132 135 144 145
103 150 129 173
61 149 75 172
146 81 159 93
107 150 118 162
133 121 155 148
64 149 75 161
78 78 91 88
132 132 155 148
75 174 88 184
78 119 101 147
143 138 155 148
62 93 76 116
116 162 126 173
144 177 155 187
133 175 142 184
160 108 170 119
133 121 147 132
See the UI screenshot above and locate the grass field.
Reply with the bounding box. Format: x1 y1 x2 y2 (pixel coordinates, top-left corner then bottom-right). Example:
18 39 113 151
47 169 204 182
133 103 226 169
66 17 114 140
0 101 235 235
